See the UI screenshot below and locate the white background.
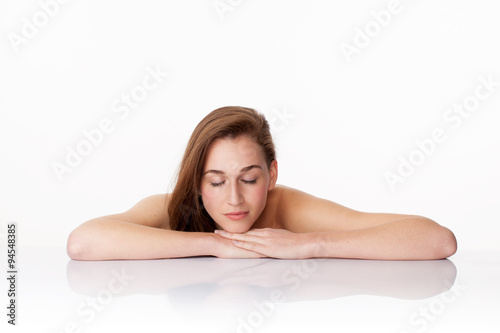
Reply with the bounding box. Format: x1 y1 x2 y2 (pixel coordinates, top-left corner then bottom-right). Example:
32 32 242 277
1 0 499 252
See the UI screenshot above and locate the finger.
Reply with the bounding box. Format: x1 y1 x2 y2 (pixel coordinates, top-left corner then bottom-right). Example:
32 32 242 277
215 230 265 244
232 239 268 256
243 228 270 236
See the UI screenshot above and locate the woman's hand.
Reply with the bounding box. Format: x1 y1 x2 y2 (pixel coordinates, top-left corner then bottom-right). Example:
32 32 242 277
214 228 318 259
210 233 268 259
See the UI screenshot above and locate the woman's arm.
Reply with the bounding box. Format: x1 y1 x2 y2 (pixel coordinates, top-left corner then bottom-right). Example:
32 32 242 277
216 217 457 260
216 186 457 260
67 194 264 260
67 218 216 260
309 215 457 260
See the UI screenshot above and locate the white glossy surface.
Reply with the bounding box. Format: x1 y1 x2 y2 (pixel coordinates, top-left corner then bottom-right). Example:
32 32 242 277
4 247 499 333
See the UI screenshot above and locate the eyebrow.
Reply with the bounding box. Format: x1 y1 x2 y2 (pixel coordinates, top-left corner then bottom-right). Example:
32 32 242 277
203 165 262 176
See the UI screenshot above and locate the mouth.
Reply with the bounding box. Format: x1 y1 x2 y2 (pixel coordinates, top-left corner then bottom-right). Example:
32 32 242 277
224 211 249 220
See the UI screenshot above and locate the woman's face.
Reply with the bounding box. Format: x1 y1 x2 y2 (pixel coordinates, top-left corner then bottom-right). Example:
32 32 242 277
200 135 277 233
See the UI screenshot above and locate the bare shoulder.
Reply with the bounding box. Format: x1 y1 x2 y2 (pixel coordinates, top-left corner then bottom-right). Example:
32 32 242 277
274 185 350 232
103 193 171 229
274 185 413 233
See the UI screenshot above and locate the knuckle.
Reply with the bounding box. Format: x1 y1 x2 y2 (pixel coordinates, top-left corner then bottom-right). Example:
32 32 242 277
262 229 273 237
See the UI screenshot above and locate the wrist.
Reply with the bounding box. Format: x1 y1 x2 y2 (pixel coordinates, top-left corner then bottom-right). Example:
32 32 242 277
203 232 221 257
182 232 218 257
304 232 331 258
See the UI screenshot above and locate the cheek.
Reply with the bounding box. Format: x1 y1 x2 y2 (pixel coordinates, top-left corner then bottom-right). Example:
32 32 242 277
247 184 269 208
200 187 219 209
200 187 214 201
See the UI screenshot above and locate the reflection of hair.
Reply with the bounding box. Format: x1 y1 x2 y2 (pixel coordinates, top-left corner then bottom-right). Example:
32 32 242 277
167 106 276 232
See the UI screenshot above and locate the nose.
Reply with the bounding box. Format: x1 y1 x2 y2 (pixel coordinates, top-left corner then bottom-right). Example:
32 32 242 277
228 182 244 206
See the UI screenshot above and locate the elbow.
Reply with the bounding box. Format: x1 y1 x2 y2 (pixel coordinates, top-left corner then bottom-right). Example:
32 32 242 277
67 229 91 260
433 226 457 259
414 217 457 260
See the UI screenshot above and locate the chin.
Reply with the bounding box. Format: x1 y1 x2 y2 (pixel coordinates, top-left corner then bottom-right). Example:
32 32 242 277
224 226 251 233
218 223 252 234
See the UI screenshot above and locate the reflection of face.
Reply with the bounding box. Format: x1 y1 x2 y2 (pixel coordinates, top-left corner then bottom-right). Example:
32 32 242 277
200 135 277 233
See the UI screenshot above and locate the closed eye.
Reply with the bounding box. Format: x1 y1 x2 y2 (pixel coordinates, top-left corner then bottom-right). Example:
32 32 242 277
210 179 257 187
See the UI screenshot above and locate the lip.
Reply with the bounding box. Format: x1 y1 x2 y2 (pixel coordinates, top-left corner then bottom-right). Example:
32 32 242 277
224 211 249 220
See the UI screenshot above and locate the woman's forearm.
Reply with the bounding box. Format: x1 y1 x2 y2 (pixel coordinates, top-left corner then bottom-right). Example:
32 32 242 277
67 219 216 260
310 217 457 260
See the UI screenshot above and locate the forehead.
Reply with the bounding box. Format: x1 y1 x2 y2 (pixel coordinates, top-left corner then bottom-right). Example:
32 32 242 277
204 136 265 170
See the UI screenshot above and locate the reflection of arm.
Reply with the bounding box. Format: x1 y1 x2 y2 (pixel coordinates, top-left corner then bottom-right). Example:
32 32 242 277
67 257 456 303
278 259 457 302
66 257 266 295
67 194 214 260
214 259 457 302
280 186 457 260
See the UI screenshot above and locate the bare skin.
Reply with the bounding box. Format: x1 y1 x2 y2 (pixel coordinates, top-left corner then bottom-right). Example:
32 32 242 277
67 136 457 261
67 184 456 260
216 184 457 260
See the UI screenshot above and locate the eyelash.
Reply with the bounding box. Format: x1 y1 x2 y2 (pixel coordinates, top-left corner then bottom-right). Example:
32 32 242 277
210 179 257 187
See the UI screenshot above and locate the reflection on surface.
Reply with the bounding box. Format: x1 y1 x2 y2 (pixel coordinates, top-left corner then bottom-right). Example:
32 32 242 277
67 257 457 312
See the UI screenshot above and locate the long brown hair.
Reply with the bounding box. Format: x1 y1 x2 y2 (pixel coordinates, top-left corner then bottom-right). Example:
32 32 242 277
167 106 276 232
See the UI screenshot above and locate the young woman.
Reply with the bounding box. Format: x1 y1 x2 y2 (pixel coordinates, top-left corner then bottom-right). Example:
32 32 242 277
67 106 457 261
